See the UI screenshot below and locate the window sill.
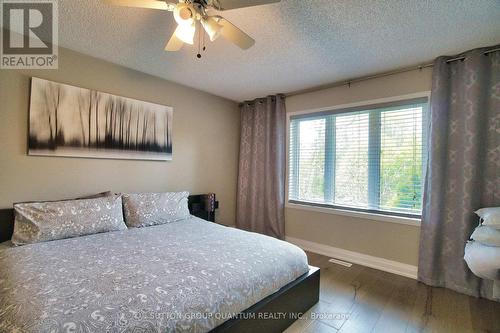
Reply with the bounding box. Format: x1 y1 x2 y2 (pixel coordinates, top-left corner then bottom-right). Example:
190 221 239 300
285 202 421 227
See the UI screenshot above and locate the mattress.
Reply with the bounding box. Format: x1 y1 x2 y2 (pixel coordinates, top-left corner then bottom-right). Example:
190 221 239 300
0 216 309 332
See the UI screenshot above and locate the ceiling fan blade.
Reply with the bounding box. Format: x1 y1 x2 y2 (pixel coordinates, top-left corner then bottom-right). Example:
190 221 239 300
217 17 255 50
210 0 280 11
104 0 175 11
165 28 184 51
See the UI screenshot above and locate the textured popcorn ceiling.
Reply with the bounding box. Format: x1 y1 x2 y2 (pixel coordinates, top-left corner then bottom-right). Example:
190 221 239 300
59 0 500 101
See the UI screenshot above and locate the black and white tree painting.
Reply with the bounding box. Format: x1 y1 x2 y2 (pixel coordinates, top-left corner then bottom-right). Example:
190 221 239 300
29 78 173 161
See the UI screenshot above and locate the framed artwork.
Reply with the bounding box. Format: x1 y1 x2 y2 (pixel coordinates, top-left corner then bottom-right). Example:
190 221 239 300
28 77 173 161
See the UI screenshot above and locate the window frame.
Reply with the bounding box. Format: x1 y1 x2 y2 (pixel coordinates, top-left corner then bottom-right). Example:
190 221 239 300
285 92 430 226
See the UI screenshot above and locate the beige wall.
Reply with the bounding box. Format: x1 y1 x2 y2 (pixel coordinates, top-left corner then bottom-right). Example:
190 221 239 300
0 47 240 226
285 68 433 266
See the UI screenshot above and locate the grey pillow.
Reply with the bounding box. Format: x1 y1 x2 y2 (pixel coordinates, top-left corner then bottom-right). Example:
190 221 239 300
12 195 126 246
15 191 114 204
122 191 190 228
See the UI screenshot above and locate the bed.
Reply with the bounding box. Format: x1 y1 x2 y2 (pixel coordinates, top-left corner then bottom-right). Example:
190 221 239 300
0 195 319 333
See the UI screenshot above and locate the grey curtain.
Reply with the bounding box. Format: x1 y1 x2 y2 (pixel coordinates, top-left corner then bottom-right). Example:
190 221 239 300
236 95 286 239
418 46 500 300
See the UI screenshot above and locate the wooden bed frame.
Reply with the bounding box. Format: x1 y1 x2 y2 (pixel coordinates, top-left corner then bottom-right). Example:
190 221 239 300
0 194 320 333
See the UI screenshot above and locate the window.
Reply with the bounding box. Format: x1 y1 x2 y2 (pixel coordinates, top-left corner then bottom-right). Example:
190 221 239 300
288 97 428 218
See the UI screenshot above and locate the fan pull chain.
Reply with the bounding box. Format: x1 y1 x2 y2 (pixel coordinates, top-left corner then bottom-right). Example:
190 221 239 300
202 27 206 52
197 22 202 59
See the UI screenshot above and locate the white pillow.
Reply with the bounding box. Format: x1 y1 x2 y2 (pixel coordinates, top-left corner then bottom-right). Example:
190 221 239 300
475 207 500 229
470 226 500 247
464 241 500 281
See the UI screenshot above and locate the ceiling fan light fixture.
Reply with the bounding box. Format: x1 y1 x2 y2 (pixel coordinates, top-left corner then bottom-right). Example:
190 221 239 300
106 0 267 53
201 17 222 42
174 23 195 45
173 3 194 25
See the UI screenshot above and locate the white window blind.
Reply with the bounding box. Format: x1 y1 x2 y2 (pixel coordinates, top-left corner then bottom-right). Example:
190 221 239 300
289 98 428 218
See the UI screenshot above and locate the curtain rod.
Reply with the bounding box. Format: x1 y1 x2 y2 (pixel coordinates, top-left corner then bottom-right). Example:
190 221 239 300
444 47 499 63
285 47 499 98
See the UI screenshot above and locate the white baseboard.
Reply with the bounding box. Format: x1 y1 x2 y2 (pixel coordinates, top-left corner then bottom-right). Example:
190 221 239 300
286 236 418 279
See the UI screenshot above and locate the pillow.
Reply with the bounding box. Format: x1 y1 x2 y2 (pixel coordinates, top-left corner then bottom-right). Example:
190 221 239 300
14 191 114 205
476 207 500 229
122 191 190 228
470 226 500 247
75 191 114 200
464 241 500 281
11 195 126 246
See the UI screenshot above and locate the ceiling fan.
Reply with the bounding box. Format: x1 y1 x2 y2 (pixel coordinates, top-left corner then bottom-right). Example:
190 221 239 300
104 0 281 56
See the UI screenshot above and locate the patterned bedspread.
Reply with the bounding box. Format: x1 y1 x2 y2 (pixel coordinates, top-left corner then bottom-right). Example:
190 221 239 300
0 217 309 332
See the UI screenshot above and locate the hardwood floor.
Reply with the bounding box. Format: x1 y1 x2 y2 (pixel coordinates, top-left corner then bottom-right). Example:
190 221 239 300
284 252 500 333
